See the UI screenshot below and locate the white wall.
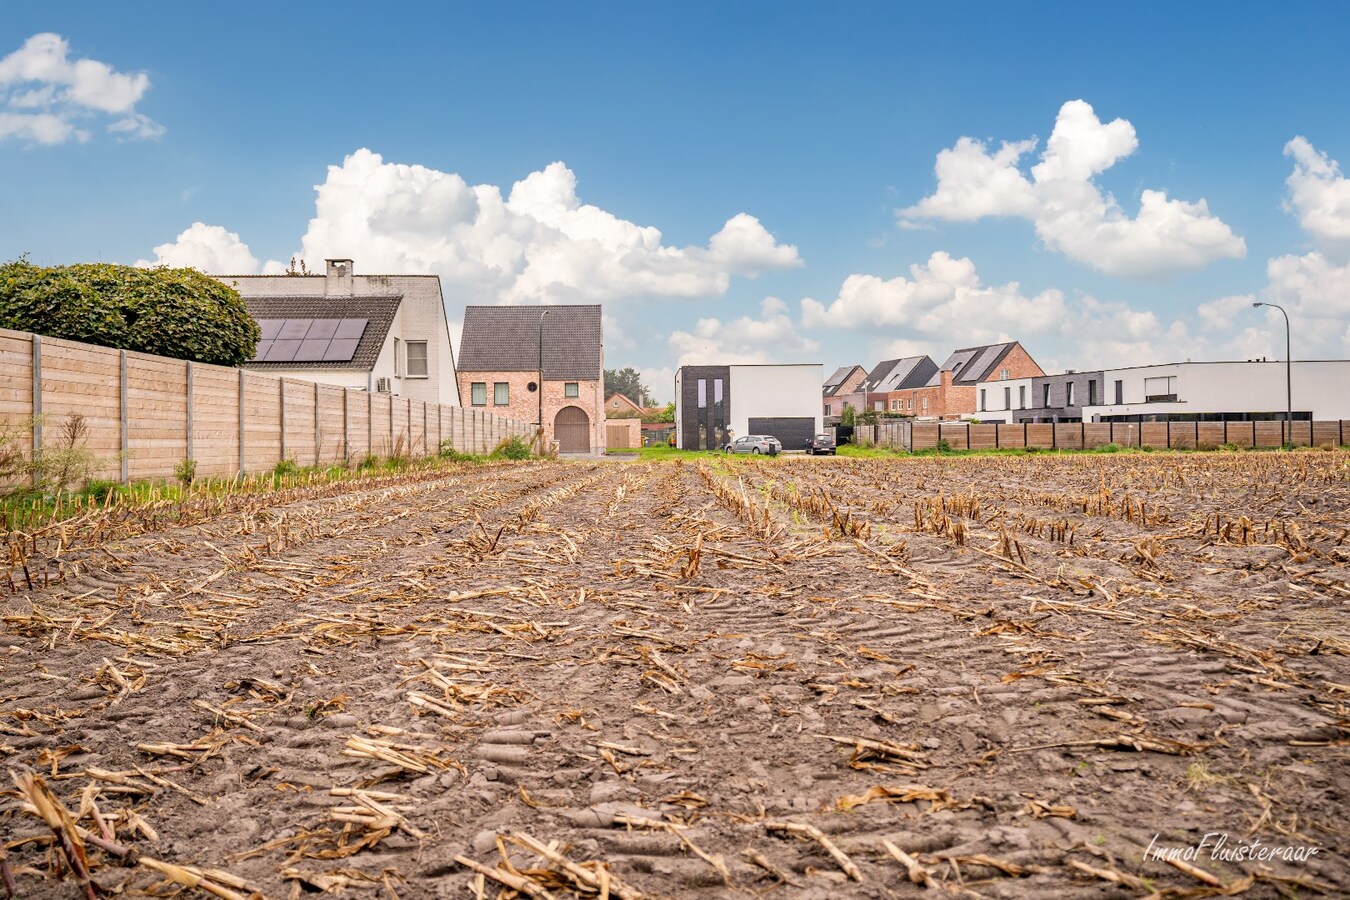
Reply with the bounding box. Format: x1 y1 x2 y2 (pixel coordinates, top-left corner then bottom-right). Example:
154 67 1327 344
972 377 1034 422
728 364 824 437
1085 361 1350 420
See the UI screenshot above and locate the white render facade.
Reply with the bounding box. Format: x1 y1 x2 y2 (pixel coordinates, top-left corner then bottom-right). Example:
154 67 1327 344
1084 360 1350 422
971 377 1035 423
218 259 460 406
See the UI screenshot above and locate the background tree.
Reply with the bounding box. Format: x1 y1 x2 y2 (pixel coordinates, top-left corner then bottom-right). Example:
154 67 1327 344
604 367 652 406
839 402 856 426
641 402 675 424
0 260 260 367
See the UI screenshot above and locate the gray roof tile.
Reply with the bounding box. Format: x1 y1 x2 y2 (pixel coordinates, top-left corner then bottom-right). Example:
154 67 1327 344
458 305 603 380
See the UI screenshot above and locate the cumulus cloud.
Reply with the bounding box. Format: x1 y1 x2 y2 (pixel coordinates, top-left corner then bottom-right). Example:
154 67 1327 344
669 297 819 366
1283 137 1350 260
137 222 262 274
900 100 1245 278
290 149 800 304
0 33 160 143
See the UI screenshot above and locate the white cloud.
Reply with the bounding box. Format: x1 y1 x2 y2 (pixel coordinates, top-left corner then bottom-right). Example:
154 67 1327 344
0 33 160 144
290 149 800 305
669 296 819 366
641 366 676 404
136 222 261 274
900 100 1245 278
1283 137 1350 260
801 251 1066 341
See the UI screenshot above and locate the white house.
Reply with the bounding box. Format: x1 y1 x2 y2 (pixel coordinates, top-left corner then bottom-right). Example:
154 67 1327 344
1084 360 1350 422
215 259 460 405
675 364 824 450
971 377 1036 423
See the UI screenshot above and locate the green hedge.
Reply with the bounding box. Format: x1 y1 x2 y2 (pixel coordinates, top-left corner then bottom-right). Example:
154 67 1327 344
0 260 260 366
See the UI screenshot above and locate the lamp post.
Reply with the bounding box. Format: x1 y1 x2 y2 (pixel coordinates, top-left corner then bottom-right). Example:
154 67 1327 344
1252 301 1292 448
537 309 549 452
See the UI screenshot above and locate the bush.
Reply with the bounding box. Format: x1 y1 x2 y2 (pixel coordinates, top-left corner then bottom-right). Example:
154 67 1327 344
174 458 197 487
0 259 260 366
272 459 300 478
438 440 479 463
490 436 532 460
85 479 124 503
1096 442 1123 453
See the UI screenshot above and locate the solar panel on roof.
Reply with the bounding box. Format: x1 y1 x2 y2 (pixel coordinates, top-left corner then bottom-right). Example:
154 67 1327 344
334 318 368 339
265 339 302 362
322 338 360 362
278 319 311 340
295 339 331 361
251 340 274 362
306 319 339 340
257 320 283 340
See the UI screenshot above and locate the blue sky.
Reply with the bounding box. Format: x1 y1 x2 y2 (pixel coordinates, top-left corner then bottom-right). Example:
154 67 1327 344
4 2 1350 401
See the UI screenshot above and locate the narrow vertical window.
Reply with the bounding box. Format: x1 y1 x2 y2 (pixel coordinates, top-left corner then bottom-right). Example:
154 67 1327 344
697 379 707 408
1066 382 1075 406
406 341 428 378
1004 387 1011 409
471 382 486 406
494 382 509 405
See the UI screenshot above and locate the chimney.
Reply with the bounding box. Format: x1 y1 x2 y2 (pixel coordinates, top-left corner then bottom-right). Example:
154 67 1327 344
325 258 353 296
940 369 954 389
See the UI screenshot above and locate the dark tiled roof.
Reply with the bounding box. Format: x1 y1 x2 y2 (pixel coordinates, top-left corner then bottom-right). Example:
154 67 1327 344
822 364 866 397
241 296 400 371
930 342 1018 385
458 305 603 380
862 356 937 392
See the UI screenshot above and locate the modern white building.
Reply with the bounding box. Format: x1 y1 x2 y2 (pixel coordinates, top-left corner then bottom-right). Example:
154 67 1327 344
216 259 460 405
972 377 1035 423
1083 360 1350 422
675 364 824 451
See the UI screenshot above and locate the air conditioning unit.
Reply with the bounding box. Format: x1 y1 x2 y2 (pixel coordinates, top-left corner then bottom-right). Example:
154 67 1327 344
375 377 392 393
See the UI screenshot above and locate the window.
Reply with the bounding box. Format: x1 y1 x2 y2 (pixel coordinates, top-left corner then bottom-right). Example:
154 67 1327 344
470 382 487 406
1088 379 1097 406
906 398 912 410
714 378 724 406
406 341 428 378
1042 384 1051 407
393 338 402 377
1114 380 1123 404
565 382 579 398
1000 368 1010 381
1144 376 1177 402
493 382 509 405
921 397 928 411
1066 382 1075 406
825 404 832 416
979 389 986 411
1004 386 1011 409
697 379 707 408
1019 385 1026 408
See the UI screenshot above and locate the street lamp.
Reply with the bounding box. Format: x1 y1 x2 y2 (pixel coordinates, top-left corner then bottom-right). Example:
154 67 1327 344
1252 301 1292 448
537 309 549 452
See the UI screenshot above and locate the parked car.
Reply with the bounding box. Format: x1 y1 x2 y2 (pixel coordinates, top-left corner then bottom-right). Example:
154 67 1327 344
725 434 781 455
807 432 837 455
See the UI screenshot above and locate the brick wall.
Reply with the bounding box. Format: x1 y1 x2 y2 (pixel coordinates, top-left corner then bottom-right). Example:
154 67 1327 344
457 371 604 451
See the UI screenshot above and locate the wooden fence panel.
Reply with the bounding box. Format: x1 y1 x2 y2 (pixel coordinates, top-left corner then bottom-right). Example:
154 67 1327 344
1169 422 1197 450
1054 424 1083 450
1140 423 1168 448
1254 421 1284 447
1196 422 1225 449
1025 424 1054 450
127 354 188 478
939 423 969 450
996 424 1025 449
968 424 998 450
1290 421 1312 447
1083 423 1112 448
911 424 940 451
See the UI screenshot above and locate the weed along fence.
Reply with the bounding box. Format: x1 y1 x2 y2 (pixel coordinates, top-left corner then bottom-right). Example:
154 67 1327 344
852 418 1350 452
0 327 530 482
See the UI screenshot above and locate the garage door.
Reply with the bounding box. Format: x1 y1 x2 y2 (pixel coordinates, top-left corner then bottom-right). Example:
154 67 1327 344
748 417 815 452
555 406 591 453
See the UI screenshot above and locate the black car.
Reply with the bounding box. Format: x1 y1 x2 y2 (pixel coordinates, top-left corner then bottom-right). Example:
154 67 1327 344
806 432 837 455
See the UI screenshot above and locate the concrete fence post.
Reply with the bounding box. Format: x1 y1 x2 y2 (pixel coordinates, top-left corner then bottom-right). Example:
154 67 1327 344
30 335 42 484
186 362 195 463
314 382 321 466
279 379 287 462
237 368 246 478
342 389 349 464
367 391 373 457
120 350 129 483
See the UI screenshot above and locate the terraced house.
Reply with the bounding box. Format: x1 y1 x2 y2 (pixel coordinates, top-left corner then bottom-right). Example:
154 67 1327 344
456 305 605 454
899 342 1043 420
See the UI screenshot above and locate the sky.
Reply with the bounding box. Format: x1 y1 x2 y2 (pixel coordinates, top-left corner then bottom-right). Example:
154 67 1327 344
3 2 1350 402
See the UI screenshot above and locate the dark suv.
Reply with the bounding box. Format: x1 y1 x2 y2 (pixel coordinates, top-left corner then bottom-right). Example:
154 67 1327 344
807 432 837 455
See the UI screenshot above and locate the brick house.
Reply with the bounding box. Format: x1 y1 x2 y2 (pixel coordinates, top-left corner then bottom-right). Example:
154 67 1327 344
822 364 867 419
456 305 604 453
604 391 645 417
858 356 939 416
893 342 1043 420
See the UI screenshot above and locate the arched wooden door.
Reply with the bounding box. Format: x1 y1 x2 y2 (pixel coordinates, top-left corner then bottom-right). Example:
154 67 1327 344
554 406 591 453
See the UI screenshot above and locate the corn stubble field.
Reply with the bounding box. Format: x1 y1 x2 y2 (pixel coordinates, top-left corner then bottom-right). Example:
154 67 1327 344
2 452 1347 899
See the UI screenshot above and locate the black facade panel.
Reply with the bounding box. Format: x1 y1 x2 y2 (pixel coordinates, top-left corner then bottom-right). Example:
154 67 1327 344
678 365 730 450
